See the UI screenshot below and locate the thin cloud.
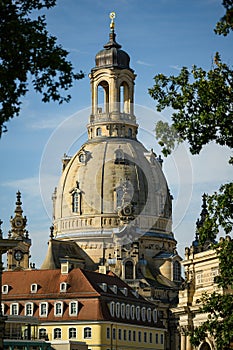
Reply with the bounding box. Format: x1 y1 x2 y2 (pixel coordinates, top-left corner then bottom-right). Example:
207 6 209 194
137 60 155 67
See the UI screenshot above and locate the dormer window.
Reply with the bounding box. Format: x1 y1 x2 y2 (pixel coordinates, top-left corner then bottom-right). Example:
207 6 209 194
147 308 152 322
54 301 63 317
25 302 34 316
69 301 78 316
99 283 107 292
10 303 19 316
110 285 117 294
136 306 140 320
120 287 128 296
2 285 9 294
126 304 130 319
141 307 146 321
109 302 115 317
60 282 68 292
31 283 38 293
39 302 48 317
153 309 157 323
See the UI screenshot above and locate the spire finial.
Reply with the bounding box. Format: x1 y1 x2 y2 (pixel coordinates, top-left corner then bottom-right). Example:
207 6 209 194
109 12 116 31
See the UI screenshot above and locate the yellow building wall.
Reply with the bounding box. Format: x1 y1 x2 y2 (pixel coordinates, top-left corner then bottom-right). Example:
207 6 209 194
41 322 165 350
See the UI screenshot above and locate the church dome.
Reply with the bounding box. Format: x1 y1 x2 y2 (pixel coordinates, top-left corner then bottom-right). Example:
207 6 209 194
52 13 175 265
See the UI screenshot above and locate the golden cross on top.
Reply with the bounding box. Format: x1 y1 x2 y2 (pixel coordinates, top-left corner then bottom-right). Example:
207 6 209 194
109 12 116 30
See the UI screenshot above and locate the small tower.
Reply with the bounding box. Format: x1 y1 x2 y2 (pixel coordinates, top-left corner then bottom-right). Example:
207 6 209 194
7 191 31 270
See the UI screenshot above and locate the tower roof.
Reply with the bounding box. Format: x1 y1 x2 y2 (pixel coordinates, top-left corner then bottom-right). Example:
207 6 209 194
94 12 131 70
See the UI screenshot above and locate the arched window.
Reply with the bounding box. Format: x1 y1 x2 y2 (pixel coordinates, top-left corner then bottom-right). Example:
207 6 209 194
126 304 130 319
39 328 47 339
136 306 140 320
10 303 19 315
121 303 125 318
173 261 181 281
84 327 92 339
54 301 63 316
69 301 78 316
141 307 146 322
72 192 79 213
116 302 120 318
125 260 134 279
25 302 33 316
120 82 130 113
54 328 61 339
69 327 77 339
128 128 132 138
96 127 102 136
109 301 115 317
97 81 109 114
200 342 211 350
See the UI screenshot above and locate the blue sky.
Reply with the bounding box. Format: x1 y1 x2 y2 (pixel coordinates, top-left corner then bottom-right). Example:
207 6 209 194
0 0 232 267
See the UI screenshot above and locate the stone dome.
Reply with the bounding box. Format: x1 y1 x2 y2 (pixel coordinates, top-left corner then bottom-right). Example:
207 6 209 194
53 137 173 245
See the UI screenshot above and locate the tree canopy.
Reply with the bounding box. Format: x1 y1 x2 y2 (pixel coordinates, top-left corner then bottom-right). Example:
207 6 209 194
0 0 84 136
148 1 233 349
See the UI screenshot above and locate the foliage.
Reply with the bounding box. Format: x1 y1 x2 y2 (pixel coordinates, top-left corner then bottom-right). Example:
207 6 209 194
148 1 233 348
0 0 84 136
215 0 233 36
148 54 233 160
198 183 233 245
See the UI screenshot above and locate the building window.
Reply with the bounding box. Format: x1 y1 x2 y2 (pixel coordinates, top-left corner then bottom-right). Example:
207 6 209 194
96 127 102 136
136 306 140 320
109 301 115 317
25 302 33 316
141 307 146 321
112 328 116 340
144 332 147 343
2 285 9 294
138 331 141 342
133 330 136 341
72 192 79 213
106 327 110 339
121 303 125 318
118 328 122 340
149 332 152 343
161 334 164 344
1 304 4 315
39 328 47 340
60 282 67 292
153 309 157 323
54 302 63 316
147 307 151 322
116 302 120 317
128 330 132 341
173 261 181 281
54 328 61 339
155 333 158 344
69 301 78 316
84 327 92 339
30 283 38 293
39 302 48 317
123 329 127 341
125 260 134 279
128 128 132 138
130 305 135 320
69 327 77 339
126 304 130 319
10 303 19 315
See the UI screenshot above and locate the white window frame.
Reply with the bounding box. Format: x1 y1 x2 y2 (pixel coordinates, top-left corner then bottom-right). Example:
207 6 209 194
126 304 130 319
69 301 78 316
30 283 38 293
136 306 140 320
1 303 5 315
109 301 115 317
10 303 19 315
153 309 157 323
2 285 9 294
141 307 146 321
130 305 135 320
60 282 67 292
115 302 120 318
39 302 48 317
54 301 63 317
147 307 151 322
39 328 47 339
121 303 125 318
25 302 34 316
